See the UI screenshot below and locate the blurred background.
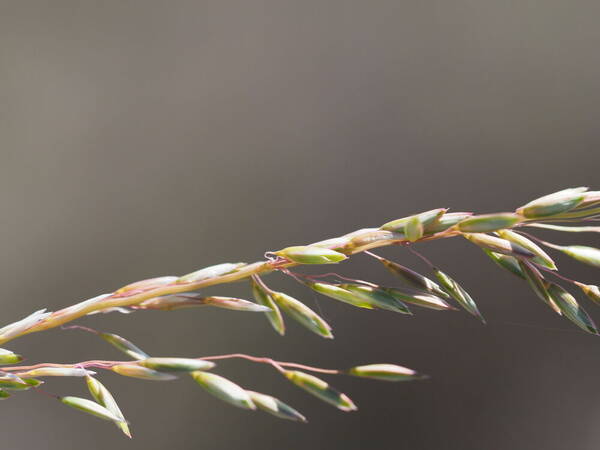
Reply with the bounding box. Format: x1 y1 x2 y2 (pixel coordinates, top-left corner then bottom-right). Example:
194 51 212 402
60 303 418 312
1 2 600 449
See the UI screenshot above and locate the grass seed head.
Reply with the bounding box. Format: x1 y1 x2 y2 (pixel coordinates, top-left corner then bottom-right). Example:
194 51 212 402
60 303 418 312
191 371 255 410
558 245 600 269
347 230 405 252
496 229 557 270
137 295 205 311
482 250 526 279
0 309 51 341
275 246 348 264
60 396 125 423
546 283 599 335
115 276 178 295
0 349 23 365
348 364 426 381
307 281 374 309
339 284 411 314
576 283 600 305
202 296 272 312
284 370 357 412
462 233 535 258
433 269 484 322
0 373 32 390
457 213 521 233
517 188 587 218
405 216 424 242
374 256 450 298
579 190 600 208
380 208 446 233
251 277 285 335
382 287 454 311
247 391 307 422
139 357 215 372
111 364 178 381
424 212 473 234
86 376 131 438
177 263 246 284
309 236 352 251
2 185 600 434
271 292 333 338
16 368 95 378
99 332 150 360
517 261 562 315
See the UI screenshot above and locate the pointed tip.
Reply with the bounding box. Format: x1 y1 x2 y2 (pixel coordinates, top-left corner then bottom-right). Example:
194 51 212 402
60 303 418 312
271 324 286 336
473 312 486 324
340 404 359 412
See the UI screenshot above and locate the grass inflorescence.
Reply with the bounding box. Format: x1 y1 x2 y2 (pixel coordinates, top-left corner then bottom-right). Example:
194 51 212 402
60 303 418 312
1 187 600 436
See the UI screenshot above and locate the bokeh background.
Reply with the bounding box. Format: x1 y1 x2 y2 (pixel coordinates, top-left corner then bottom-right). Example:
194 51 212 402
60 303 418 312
2 2 600 449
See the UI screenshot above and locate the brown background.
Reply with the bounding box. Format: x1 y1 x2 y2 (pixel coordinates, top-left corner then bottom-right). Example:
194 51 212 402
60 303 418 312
2 2 600 449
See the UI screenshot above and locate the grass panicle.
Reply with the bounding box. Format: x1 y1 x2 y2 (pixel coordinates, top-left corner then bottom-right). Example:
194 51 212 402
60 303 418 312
1 187 599 436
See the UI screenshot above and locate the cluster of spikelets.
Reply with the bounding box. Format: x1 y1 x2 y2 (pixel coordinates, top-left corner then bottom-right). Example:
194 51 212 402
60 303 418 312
0 186 599 437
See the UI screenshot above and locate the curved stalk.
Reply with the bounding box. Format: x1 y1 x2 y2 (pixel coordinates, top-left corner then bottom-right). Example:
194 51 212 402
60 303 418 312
0 227 459 346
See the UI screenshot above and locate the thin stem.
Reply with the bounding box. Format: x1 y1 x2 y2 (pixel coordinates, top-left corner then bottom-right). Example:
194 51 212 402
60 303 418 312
2 354 341 376
282 269 376 287
33 387 61 400
522 223 600 233
201 353 340 375
277 269 309 285
251 274 274 294
405 244 436 269
201 353 287 373
61 325 100 335
533 262 582 286
514 230 563 250
2 360 129 372
273 361 341 375
363 250 383 261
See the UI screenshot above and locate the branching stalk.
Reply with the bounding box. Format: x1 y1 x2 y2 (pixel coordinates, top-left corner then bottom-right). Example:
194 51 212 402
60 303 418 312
2 186 599 436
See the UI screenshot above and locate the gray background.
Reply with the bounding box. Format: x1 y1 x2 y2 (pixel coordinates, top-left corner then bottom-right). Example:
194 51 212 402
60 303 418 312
1 1 600 449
